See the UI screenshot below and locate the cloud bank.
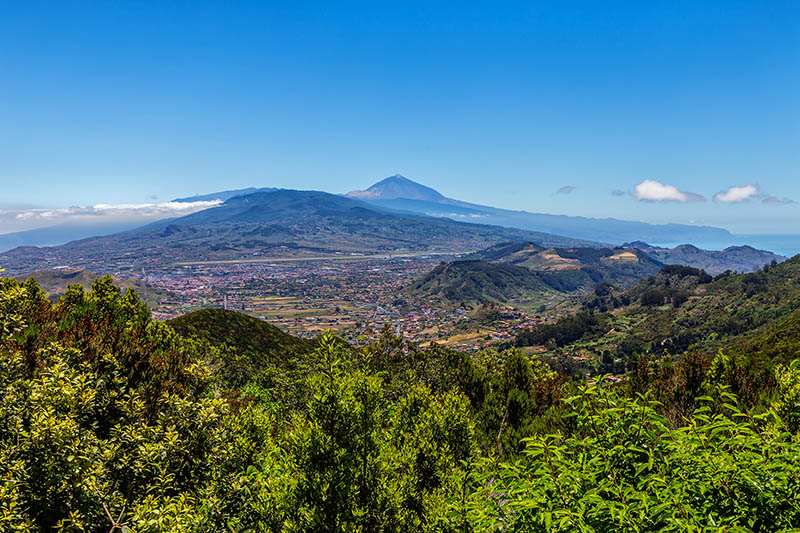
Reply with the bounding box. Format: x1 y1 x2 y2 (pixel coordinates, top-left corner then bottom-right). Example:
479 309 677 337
714 185 759 203
633 180 704 202
1 200 221 234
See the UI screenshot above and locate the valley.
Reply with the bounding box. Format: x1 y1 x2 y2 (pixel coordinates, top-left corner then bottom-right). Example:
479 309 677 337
127 254 542 349
2 180 788 354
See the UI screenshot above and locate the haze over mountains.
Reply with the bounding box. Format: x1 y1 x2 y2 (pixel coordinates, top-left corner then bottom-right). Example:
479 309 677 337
0 175 793 276
622 242 785 275
346 175 737 246
0 189 596 276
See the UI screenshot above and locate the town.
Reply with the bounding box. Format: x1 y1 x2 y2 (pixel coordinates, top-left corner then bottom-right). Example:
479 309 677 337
141 254 546 349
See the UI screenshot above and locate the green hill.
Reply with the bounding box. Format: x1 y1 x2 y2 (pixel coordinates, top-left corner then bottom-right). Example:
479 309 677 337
168 308 318 387
409 245 664 308
405 260 554 307
168 308 314 357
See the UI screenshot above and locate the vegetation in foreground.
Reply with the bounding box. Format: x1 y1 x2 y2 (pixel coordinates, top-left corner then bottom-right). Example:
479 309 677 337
3 269 800 531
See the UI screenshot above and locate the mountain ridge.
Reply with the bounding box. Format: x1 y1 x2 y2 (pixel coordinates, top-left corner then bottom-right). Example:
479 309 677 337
0 189 602 276
622 241 786 274
346 175 737 245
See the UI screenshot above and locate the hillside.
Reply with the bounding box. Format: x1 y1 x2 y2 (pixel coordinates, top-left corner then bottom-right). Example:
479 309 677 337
406 246 663 308
405 260 554 307
513 256 800 379
0 189 600 276
468 242 663 280
624 241 785 274
168 308 317 387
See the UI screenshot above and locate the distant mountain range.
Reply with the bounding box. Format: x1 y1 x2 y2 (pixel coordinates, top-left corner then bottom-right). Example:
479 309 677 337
346 175 736 245
1 175 792 276
476 240 785 277
0 189 599 276
622 241 785 275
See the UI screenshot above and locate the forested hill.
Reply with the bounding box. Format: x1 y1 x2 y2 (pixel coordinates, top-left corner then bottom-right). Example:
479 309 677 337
407 247 663 308
408 259 567 308
4 271 800 529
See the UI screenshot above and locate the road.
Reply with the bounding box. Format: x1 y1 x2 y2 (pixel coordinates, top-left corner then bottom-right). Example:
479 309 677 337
173 250 471 266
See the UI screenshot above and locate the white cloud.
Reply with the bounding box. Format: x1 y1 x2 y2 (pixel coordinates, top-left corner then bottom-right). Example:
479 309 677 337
633 180 704 202
714 185 758 203
1 200 220 234
11 200 220 221
762 196 795 206
556 185 576 194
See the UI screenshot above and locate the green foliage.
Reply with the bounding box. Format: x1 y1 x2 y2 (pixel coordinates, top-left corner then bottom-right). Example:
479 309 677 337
466 381 800 532
775 359 800 433
4 272 800 531
514 311 609 348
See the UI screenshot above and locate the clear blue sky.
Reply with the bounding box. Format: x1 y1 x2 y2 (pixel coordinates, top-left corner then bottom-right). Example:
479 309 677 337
1 1 798 233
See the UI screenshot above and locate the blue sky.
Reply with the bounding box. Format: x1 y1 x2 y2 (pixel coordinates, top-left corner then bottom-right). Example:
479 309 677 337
1 1 798 234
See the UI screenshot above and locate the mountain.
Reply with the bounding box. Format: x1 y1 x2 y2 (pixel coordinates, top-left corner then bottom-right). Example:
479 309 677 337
346 174 447 202
622 242 786 275
406 245 663 308
348 175 737 246
172 187 278 203
0 189 601 276
12 268 170 306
